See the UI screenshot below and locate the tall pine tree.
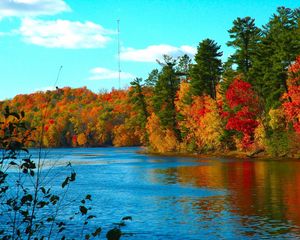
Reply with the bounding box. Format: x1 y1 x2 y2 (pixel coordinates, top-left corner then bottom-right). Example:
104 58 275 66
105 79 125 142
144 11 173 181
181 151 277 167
129 78 149 129
252 7 300 110
190 39 223 99
227 17 261 81
153 56 180 131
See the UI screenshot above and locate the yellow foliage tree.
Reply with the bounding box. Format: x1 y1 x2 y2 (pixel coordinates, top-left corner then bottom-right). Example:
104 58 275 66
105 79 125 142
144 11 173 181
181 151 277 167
175 81 191 114
146 113 179 153
175 85 223 152
77 133 87 146
269 108 286 130
254 121 266 150
112 124 140 147
175 81 196 151
199 96 223 150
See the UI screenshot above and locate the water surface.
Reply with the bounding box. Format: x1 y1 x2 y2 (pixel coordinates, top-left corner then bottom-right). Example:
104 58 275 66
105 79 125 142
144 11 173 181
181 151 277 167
26 147 300 239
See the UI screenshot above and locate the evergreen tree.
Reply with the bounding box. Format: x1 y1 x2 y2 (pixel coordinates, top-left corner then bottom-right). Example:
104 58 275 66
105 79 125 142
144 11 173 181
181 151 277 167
129 78 148 129
227 17 261 80
153 56 180 131
252 7 300 110
190 39 223 99
145 69 159 87
176 54 192 77
220 57 237 95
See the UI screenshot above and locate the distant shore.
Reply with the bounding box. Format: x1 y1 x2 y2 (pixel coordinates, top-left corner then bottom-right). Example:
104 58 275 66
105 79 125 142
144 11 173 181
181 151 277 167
138 148 300 160
25 145 300 160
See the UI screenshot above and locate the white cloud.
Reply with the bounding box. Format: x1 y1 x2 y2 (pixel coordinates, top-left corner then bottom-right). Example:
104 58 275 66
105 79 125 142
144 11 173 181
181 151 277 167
120 44 197 62
0 0 70 18
89 67 134 80
19 18 113 48
34 86 56 92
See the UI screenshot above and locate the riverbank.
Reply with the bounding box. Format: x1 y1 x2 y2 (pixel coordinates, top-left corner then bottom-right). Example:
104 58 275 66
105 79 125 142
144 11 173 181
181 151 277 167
138 148 300 160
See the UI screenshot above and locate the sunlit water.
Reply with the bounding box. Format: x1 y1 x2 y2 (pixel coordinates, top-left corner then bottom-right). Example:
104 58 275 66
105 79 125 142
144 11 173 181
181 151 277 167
4 147 300 239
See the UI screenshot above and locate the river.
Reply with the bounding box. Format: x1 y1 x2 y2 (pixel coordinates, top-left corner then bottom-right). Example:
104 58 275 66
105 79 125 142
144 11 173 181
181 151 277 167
10 147 300 239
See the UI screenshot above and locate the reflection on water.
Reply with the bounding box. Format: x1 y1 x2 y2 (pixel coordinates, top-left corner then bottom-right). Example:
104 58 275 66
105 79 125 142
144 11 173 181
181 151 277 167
19 148 300 239
155 158 300 238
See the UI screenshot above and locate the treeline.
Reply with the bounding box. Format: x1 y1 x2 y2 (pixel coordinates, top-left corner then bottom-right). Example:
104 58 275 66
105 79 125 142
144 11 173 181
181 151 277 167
0 87 137 147
1 7 299 156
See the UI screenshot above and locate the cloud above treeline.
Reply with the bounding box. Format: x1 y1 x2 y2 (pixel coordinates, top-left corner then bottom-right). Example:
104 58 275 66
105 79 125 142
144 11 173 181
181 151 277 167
120 44 197 62
0 0 114 49
0 0 196 57
34 86 56 92
19 18 113 48
0 0 70 18
89 67 134 80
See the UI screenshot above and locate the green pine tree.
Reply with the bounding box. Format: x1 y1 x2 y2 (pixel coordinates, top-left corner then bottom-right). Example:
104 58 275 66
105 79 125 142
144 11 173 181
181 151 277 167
145 69 159 87
227 17 261 81
129 78 149 129
252 7 300 110
153 56 180 131
189 39 223 99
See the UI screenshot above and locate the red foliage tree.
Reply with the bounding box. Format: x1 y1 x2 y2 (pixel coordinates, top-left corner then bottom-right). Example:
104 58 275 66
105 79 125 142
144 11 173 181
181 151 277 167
225 77 259 149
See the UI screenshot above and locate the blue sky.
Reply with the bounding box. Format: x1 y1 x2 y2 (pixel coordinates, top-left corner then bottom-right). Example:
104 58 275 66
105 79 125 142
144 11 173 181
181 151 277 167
0 0 299 100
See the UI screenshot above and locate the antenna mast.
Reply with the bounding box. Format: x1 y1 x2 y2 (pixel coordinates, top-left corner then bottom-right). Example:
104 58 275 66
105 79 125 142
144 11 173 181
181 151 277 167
54 65 63 87
117 19 121 89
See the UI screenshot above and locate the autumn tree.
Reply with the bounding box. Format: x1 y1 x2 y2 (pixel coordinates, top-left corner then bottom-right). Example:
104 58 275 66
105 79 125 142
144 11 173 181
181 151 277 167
224 77 260 150
175 81 194 150
77 133 88 146
282 56 300 133
175 82 224 152
146 113 179 153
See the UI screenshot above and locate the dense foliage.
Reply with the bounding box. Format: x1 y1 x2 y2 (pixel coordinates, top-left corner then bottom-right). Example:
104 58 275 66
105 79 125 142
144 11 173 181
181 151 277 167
1 6 300 157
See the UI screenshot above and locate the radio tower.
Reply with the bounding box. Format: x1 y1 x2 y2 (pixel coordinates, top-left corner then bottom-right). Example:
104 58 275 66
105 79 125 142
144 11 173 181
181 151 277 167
117 19 121 89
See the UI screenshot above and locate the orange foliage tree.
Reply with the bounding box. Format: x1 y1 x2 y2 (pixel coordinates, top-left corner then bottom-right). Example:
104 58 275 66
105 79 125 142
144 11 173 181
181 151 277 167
175 81 223 152
77 133 87 146
282 56 300 133
2 87 138 148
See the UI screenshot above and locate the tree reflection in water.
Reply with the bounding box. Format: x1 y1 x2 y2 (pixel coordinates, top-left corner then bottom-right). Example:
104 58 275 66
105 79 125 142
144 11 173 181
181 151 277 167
154 158 300 238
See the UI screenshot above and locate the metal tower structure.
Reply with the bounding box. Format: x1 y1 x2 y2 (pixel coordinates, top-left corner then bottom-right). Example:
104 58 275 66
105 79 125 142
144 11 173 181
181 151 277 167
117 19 121 89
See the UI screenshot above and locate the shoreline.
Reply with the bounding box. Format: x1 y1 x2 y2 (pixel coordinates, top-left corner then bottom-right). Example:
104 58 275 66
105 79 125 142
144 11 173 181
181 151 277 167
138 148 300 160
24 145 300 160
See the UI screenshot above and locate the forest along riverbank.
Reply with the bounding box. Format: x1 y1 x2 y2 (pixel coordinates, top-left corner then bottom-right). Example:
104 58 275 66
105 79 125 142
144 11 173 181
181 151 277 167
1 8 300 159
